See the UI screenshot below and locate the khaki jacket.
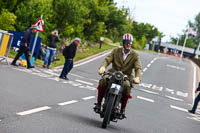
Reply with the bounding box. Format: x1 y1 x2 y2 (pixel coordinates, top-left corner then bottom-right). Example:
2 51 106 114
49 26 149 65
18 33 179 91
101 47 142 80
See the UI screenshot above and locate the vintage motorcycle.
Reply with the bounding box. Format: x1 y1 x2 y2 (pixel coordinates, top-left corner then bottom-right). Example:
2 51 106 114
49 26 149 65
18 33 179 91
94 71 132 128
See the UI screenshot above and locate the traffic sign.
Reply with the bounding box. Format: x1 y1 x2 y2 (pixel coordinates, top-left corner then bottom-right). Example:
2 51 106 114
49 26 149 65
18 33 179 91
34 18 44 32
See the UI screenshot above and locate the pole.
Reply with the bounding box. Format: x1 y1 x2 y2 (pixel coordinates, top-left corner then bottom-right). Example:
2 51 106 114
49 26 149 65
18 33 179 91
195 41 200 55
180 33 188 58
30 14 43 59
176 38 179 45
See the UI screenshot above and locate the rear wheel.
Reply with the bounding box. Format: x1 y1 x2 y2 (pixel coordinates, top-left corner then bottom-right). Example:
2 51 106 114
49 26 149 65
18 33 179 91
102 94 115 128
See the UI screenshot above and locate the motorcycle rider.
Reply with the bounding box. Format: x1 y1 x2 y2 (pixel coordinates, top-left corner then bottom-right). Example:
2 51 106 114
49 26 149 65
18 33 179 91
94 33 142 118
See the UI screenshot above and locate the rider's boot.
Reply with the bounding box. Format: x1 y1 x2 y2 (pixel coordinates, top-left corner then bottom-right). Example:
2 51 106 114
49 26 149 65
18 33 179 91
94 85 106 113
120 95 129 119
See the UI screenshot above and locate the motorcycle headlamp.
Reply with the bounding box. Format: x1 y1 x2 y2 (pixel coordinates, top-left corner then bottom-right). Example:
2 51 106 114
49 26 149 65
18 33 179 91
115 72 123 80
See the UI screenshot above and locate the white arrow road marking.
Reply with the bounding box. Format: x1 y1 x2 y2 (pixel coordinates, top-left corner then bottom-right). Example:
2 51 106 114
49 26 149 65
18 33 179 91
170 105 188 112
140 88 159 95
165 95 184 102
82 96 96 100
75 79 94 86
58 100 78 106
137 96 154 103
16 106 51 116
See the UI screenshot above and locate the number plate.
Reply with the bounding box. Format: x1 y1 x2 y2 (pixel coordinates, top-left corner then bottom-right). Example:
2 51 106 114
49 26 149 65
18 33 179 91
111 83 121 94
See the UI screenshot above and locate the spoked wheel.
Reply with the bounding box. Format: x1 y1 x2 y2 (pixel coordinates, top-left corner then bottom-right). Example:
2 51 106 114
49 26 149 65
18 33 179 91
102 94 115 128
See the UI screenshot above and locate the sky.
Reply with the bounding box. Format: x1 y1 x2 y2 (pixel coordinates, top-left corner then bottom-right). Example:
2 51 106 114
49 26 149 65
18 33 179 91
114 0 200 41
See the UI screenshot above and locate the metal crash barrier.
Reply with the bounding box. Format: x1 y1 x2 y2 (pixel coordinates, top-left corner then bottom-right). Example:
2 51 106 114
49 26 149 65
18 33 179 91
0 30 13 64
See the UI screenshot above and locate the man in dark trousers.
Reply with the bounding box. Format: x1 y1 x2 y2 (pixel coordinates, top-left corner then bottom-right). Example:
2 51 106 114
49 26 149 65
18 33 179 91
59 37 81 80
11 25 37 69
188 82 200 114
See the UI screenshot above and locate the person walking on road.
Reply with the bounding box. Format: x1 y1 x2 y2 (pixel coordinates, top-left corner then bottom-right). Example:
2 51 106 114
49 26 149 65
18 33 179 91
43 29 59 69
59 38 81 80
11 25 37 69
188 82 200 114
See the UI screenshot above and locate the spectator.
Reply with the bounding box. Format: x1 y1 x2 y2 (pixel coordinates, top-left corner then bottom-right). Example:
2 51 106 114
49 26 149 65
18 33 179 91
188 82 200 114
43 29 59 69
59 37 81 80
11 25 37 69
38 43 46 60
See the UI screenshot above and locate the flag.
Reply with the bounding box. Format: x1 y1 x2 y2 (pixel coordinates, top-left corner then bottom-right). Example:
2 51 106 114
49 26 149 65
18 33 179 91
188 28 197 36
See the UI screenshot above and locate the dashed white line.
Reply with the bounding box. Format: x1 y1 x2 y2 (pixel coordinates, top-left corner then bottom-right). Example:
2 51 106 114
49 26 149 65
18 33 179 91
58 100 78 106
137 96 154 103
140 88 159 95
82 96 96 100
143 68 148 72
16 106 51 116
150 60 154 64
147 64 151 67
165 95 184 102
170 105 188 112
75 79 94 86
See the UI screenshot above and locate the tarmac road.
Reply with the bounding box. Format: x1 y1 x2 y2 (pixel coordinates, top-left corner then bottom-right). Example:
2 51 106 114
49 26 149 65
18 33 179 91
0 50 199 133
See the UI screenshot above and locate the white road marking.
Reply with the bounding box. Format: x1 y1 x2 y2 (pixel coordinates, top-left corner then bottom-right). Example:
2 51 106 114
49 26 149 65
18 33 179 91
176 91 188 97
140 88 159 95
89 79 99 82
82 96 96 100
48 77 60 81
166 64 185 71
75 79 94 86
74 52 110 67
69 73 84 78
152 85 163 91
137 96 154 103
139 82 152 88
41 69 59 76
143 68 148 72
78 85 96 90
170 105 188 112
58 100 78 106
147 64 151 67
187 116 200 122
16 106 51 116
150 60 154 64
165 88 175 94
165 95 184 101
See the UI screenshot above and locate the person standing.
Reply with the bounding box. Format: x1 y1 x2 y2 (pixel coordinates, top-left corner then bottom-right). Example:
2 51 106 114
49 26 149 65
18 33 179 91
11 25 37 69
59 38 81 80
188 82 200 114
43 29 59 69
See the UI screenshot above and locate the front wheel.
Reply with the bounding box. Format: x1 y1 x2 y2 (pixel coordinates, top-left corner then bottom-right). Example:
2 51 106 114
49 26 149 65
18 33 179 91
102 94 115 128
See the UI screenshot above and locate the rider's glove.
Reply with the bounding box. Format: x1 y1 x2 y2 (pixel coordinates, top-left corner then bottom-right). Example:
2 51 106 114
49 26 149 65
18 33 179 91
133 77 140 84
98 66 105 75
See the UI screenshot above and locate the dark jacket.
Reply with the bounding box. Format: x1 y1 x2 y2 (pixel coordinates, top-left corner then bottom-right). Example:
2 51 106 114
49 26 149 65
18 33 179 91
63 42 77 59
197 86 200 91
47 34 59 48
21 29 33 46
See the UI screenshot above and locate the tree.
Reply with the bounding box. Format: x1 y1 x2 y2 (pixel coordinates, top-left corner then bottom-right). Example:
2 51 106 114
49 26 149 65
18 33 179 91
15 0 54 42
0 9 16 31
0 0 17 12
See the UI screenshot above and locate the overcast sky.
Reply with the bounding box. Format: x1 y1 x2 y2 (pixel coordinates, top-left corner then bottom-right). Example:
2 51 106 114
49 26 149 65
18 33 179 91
114 0 200 41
